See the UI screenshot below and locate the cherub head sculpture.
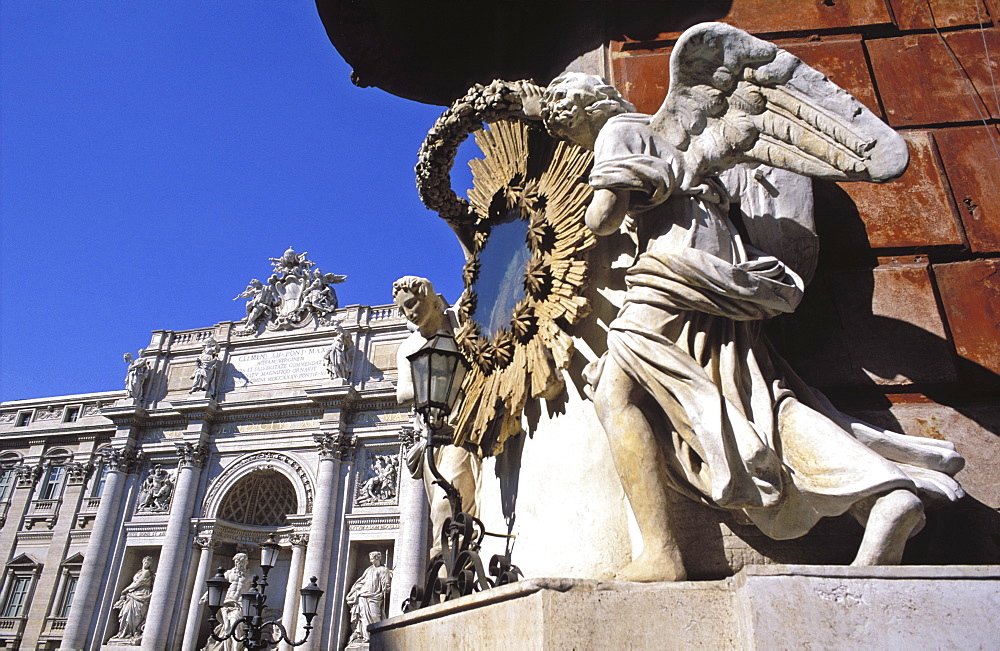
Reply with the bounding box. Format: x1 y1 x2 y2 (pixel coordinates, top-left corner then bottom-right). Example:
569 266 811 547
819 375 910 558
541 72 635 149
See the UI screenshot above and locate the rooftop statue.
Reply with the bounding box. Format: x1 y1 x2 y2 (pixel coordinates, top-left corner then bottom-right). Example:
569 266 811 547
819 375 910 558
190 337 221 397
521 23 964 581
323 325 354 380
235 247 347 334
123 351 151 402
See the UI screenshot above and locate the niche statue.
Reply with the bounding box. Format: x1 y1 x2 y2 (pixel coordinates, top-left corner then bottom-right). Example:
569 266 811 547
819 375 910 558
346 551 391 645
109 556 155 645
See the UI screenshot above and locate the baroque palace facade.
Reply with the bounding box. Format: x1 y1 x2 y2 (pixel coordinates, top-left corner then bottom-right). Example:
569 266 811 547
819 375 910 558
0 251 422 650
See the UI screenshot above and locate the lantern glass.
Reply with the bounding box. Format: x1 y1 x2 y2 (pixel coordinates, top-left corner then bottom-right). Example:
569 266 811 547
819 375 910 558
406 331 468 416
205 568 230 613
240 586 256 618
299 576 324 624
259 534 280 572
408 350 431 410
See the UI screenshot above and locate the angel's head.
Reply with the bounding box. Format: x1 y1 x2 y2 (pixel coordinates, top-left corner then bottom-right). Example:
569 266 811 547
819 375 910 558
392 275 445 333
541 73 635 149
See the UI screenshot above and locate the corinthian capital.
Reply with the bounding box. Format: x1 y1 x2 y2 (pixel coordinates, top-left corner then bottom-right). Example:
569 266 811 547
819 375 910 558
64 462 93 486
100 447 141 473
175 441 209 469
14 463 43 489
314 432 356 461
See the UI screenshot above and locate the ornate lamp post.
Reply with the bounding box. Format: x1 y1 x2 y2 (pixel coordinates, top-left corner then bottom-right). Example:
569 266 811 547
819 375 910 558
205 534 324 649
402 331 519 612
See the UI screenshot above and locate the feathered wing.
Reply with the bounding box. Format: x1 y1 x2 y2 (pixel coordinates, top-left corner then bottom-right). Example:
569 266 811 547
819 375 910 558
652 22 908 186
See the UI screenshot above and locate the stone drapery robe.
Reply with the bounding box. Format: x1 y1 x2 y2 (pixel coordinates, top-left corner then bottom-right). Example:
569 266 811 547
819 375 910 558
346 563 391 642
586 113 964 540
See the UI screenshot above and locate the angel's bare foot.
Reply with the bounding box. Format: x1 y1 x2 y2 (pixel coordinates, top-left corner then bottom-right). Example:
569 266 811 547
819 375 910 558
851 489 925 566
615 547 687 582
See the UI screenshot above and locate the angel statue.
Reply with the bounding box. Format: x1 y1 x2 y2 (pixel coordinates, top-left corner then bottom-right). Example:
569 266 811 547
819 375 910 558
526 23 964 581
304 268 347 315
235 279 276 330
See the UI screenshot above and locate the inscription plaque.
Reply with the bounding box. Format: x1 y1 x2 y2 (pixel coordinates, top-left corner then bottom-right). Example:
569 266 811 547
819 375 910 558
228 346 327 386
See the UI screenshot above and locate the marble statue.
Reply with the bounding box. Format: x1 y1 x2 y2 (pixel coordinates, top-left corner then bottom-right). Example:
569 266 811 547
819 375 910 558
323 327 354 380
190 338 220 397
137 464 174 512
235 279 276 331
109 556 155 644
345 551 391 645
356 454 399 505
527 23 964 581
393 276 480 557
123 352 150 402
200 553 250 651
304 268 339 314
237 248 347 333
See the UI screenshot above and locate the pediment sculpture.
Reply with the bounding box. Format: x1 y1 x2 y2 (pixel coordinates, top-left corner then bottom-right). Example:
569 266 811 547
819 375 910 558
417 22 965 578
235 247 347 335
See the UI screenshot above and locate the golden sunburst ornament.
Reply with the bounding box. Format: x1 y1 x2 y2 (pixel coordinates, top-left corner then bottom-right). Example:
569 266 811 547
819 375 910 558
416 82 595 455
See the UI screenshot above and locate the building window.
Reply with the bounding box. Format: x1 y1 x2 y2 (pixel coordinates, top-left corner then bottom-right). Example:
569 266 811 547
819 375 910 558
91 464 108 498
1 576 31 618
57 575 77 618
38 466 65 501
15 412 31 427
0 469 15 502
63 406 81 423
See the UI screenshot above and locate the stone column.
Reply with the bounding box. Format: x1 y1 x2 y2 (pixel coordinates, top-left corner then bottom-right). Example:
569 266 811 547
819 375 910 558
62 446 138 651
279 534 308 651
180 537 216 651
300 431 353 650
388 425 430 616
141 440 209 651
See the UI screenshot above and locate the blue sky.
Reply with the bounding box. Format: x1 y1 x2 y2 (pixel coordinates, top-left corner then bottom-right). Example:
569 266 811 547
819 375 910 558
1 1 472 400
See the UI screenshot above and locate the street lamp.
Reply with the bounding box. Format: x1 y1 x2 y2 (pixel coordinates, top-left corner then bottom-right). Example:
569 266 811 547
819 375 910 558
403 331 519 612
204 534 324 649
406 330 468 432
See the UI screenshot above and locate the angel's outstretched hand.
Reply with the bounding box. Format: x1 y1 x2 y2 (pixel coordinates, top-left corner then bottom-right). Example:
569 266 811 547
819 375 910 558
516 82 545 120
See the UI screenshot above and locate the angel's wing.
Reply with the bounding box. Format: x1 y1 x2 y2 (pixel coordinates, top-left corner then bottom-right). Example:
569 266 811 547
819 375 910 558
652 22 908 185
323 273 348 285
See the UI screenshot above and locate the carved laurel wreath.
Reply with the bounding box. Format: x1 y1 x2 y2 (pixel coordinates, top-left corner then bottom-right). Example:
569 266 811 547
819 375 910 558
416 80 595 455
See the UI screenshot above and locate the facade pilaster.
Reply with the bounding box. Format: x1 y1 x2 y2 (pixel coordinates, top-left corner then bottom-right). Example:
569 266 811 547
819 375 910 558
62 443 140 651
180 536 217 651
388 423 430 616
21 460 92 646
279 534 309 651
141 437 209 651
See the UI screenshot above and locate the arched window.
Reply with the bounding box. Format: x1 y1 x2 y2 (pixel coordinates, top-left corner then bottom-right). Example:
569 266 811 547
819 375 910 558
217 470 296 527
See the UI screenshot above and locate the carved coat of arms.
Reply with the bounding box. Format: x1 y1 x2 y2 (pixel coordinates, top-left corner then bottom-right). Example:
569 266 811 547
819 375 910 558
235 247 346 334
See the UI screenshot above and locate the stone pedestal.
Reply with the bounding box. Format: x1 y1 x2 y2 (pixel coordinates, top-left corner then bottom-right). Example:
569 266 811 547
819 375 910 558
370 565 1000 650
